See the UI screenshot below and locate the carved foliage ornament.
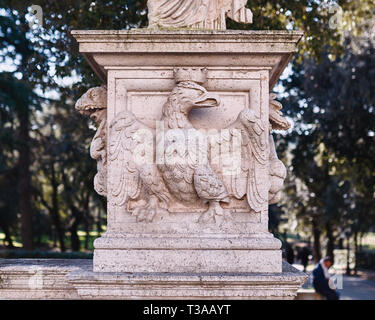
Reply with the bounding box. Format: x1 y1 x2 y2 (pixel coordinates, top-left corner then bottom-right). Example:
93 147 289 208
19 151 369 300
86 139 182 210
75 68 290 223
75 86 107 197
148 0 253 30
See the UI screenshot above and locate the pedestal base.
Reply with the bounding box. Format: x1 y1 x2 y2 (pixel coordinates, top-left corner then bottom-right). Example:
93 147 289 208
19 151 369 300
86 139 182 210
93 233 283 273
0 259 307 300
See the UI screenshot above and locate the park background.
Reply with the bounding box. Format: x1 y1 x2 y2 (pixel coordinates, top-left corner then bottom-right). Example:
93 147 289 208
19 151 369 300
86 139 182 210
0 0 374 294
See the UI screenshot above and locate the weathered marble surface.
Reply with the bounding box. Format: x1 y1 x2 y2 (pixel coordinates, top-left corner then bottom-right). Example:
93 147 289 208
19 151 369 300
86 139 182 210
0 4 308 300
71 30 303 87
0 259 307 300
71 30 303 274
0 259 88 299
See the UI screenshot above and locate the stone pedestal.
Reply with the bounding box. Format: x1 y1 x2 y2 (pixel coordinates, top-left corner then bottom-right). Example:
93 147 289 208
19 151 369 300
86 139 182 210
93 234 282 273
68 261 306 300
0 1 309 298
71 30 303 278
0 259 307 300
0 29 307 300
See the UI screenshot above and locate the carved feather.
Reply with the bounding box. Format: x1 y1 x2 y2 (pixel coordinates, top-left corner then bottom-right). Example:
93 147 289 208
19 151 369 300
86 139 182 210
211 108 269 213
194 165 229 203
108 111 143 206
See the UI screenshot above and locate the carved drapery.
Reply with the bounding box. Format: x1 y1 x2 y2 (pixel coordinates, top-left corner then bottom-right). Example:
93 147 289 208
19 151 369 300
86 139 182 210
148 0 253 30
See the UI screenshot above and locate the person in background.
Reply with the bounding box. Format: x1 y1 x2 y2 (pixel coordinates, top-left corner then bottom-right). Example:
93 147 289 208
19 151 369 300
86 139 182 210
312 256 340 300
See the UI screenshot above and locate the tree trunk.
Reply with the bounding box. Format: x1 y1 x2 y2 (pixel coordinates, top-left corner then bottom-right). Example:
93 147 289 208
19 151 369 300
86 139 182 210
84 194 90 250
354 231 359 275
69 206 82 252
326 221 335 263
36 230 42 246
312 218 322 263
52 229 57 248
346 237 351 275
84 213 90 250
18 109 33 250
359 233 363 252
50 163 65 252
96 207 102 236
97 196 106 236
70 226 80 251
61 169 82 252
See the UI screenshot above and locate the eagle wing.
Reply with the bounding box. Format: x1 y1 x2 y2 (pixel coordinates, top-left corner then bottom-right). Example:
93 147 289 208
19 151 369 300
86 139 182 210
240 111 269 212
108 111 153 207
194 165 229 203
212 109 269 212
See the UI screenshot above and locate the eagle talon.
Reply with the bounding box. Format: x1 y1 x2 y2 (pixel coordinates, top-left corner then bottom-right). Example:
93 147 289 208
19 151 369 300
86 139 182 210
132 196 166 222
198 201 232 223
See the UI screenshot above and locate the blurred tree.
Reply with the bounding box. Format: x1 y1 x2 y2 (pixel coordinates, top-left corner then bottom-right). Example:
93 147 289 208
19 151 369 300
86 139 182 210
34 117 67 252
281 37 375 264
0 167 18 248
0 10 46 249
229 0 375 60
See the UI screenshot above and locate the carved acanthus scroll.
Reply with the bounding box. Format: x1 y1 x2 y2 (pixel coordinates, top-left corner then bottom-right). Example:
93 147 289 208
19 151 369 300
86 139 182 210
148 0 253 30
268 93 291 204
75 86 107 197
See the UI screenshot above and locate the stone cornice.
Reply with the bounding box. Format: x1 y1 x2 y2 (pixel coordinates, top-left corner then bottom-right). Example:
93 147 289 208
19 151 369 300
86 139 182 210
71 30 303 87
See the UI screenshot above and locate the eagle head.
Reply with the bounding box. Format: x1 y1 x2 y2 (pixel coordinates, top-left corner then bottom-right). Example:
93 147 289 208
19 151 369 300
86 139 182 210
172 81 221 115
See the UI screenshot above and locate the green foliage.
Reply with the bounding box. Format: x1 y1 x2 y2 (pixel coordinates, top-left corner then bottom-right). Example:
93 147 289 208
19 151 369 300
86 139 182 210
229 0 375 60
0 3 108 251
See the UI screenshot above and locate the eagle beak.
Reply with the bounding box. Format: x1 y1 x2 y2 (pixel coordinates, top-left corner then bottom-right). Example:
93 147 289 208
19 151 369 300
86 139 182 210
193 92 221 108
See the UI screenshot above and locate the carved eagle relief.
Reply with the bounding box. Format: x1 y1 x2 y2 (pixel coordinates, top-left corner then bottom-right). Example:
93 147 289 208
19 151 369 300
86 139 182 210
75 68 289 223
